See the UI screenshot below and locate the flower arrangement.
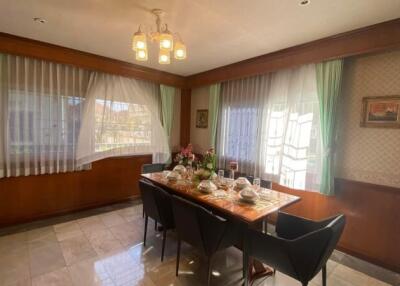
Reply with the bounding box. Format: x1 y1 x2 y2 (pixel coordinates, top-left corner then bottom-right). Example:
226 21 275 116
193 148 217 182
201 148 217 172
174 143 196 166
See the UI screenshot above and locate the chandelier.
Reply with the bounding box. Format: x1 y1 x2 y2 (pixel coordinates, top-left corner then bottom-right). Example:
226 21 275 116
132 9 187 65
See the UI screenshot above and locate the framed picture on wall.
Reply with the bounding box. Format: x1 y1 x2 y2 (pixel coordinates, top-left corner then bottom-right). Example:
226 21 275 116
196 109 208 128
360 95 400 128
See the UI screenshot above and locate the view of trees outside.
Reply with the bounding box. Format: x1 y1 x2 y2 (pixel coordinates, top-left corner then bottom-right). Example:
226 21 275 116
94 99 152 152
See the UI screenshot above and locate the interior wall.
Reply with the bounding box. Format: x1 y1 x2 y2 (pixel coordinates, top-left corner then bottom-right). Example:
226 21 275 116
336 50 400 188
190 86 211 153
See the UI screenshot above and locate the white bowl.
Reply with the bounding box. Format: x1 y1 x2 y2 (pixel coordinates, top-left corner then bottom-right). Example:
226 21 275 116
235 177 251 189
239 187 259 203
197 180 217 193
166 171 181 181
173 165 187 175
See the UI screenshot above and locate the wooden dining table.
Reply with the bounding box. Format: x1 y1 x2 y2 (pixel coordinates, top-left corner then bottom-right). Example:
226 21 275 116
141 172 301 284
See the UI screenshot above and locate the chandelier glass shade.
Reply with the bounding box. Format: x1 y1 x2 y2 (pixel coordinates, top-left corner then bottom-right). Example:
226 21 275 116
132 9 186 65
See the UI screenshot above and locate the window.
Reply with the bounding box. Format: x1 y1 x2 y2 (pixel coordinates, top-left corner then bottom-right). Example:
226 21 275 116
94 99 152 152
0 53 89 177
217 64 321 191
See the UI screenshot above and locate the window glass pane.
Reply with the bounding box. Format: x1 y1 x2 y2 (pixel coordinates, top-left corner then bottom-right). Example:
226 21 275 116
94 99 152 152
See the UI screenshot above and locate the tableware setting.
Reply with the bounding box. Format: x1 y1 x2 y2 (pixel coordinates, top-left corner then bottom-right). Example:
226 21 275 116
197 180 217 194
239 186 260 203
166 170 182 182
213 189 228 198
173 164 187 175
234 177 251 190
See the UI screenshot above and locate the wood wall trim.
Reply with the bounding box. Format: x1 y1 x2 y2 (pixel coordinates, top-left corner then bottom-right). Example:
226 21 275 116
271 178 400 273
0 32 186 88
186 18 400 88
2 18 400 89
0 155 152 227
180 88 191 147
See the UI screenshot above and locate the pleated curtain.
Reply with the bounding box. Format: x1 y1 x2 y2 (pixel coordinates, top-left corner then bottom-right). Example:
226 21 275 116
217 64 323 191
208 83 221 148
316 59 344 195
160 84 176 138
0 53 90 178
217 74 270 177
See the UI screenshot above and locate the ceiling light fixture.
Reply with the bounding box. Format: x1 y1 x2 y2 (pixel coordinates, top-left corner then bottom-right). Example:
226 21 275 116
299 0 311 6
132 9 187 65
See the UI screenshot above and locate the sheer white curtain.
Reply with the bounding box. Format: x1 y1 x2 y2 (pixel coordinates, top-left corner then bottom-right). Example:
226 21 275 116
263 64 321 190
0 53 90 178
217 74 270 176
217 64 322 191
76 72 170 165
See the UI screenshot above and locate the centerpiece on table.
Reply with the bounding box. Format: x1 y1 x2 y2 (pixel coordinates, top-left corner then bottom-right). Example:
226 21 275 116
174 143 196 167
192 148 217 183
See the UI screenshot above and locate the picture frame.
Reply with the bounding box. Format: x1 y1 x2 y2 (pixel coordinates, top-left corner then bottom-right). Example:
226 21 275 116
360 95 400 128
196 109 208 128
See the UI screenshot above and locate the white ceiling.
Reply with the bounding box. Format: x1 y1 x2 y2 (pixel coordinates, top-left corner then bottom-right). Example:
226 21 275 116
0 0 399 76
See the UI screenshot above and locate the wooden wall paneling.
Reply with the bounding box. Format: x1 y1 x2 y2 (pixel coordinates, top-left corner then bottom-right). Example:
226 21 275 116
0 33 186 88
186 18 400 88
0 155 152 227
271 179 400 273
180 88 192 147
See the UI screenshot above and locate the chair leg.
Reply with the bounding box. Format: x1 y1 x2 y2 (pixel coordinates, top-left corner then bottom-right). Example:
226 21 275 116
161 229 167 262
176 239 181 276
142 207 144 218
243 252 249 286
322 264 327 286
154 220 158 231
207 255 214 286
143 215 148 247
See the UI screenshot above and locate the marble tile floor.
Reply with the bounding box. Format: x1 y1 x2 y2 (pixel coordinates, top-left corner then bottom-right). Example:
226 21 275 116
0 200 398 286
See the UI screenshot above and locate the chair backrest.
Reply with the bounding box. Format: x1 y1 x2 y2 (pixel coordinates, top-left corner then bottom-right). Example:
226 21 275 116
291 214 346 283
245 176 272 189
171 195 228 256
312 214 346 276
141 163 165 173
138 179 174 228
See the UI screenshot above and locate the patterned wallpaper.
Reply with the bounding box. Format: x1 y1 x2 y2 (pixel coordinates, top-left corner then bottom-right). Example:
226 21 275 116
336 50 400 188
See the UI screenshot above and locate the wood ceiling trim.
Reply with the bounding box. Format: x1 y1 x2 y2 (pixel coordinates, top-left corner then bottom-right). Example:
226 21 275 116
0 32 186 88
186 18 400 88
1 18 400 89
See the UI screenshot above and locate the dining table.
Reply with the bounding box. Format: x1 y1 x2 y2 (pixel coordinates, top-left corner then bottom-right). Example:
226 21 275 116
141 172 301 284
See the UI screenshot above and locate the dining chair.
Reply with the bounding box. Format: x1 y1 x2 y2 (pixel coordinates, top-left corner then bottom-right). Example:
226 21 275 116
245 176 272 189
244 212 346 286
141 163 166 173
171 195 242 286
141 163 166 220
138 179 175 261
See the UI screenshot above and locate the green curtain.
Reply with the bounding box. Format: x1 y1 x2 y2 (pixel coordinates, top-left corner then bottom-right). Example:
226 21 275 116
208 83 221 148
160 84 176 138
316 59 344 196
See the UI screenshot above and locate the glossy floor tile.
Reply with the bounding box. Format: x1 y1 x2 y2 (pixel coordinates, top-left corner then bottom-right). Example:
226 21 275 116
0 203 396 286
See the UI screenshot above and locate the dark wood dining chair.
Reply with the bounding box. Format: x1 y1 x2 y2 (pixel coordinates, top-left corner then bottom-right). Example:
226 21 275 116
245 176 272 189
142 163 166 174
141 163 166 220
244 212 346 286
138 179 175 261
171 195 242 286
